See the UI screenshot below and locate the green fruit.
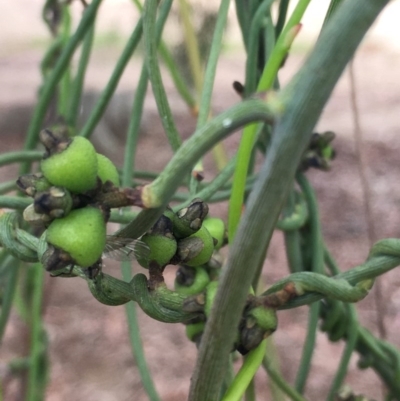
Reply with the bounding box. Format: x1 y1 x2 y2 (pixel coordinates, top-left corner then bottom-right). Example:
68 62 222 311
202 218 225 249
96 154 120 186
185 322 205 342
183 226 214 267
175 266 210 296
139 234 177 268
41 136 98 193
46 206 106 267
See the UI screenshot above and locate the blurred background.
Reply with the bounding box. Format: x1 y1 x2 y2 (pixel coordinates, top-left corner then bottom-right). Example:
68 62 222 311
1 1 400 400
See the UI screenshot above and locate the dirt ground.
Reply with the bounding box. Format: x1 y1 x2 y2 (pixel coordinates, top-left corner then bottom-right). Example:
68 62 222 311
1 5 400 401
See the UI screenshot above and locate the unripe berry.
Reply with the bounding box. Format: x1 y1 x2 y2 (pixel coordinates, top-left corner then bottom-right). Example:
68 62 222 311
41 136 98 193
96 154 120 187
46 206 106 267
202 218 225 249
137 215 177 268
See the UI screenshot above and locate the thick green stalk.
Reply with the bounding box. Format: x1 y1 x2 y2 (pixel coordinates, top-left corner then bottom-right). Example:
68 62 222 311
228 0 310 242
189 1 389 400
21 0 103 173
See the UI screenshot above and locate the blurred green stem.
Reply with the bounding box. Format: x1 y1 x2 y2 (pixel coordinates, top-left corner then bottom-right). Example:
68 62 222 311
21 0 103 174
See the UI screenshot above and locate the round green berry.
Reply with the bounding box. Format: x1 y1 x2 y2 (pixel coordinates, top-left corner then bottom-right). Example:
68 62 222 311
138 234 177 268
202 218 225 249
175 266 210 296
184 226 214 267
41 136 98 193
96 154 120 186
46 206 106 267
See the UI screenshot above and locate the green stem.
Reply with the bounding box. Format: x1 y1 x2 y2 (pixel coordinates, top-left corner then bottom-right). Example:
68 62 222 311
0 196 32 210
228 0 310 242
79 17 144 138
142 98 274 208
129 0 196 110
178 0 203 97
21 0 103 174
0 256 19 344
262 355 308 401
143 0 181 151
221 340 267 401
0 181 17 195
326 304 358 401
58 5 72 118
189 1 389 399
121 262 161 401
26 264 45 401
67 23 95 127
196 0 231 129
0 151 43 168
294 174 324 393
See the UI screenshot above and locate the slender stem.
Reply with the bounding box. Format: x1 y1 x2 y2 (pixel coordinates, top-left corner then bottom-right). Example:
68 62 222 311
0 256 19 344
221 340 267 401
122 0 172 184
67 23 95 127
21 0 103 174
26 264 45 401
79 17 144 139
178 0 203 97
189 1 389 399
0 196 32 210
262 356 308 401
121 262 161 401
196 0 231 129
58 5 72 118
129 0 196 110
0 151 43 168
143 0 181 151
0 181 17 195
275 0 291 38
294 174 324 392
326 304 358 401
